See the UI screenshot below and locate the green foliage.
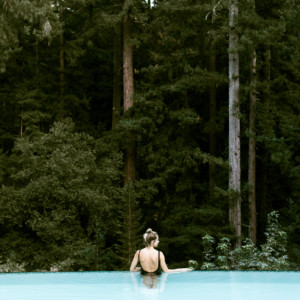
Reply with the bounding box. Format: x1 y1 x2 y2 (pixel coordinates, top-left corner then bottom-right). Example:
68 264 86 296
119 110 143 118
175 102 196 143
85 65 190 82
0 118 123 271
230 239 260 270
117 183 143 270
188 259 199 270
197 212 290 271
0 260 26 273
258 211 289 270
201 234 216 270
216 237 231 270
0 0 56 72
0 0 299 270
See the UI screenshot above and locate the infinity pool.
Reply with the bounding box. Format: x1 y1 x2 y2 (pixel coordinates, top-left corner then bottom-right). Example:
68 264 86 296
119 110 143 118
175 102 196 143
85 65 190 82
0 271 299 300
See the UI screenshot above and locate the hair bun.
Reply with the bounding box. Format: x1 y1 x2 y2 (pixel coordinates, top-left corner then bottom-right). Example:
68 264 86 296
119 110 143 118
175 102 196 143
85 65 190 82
146 228 152 234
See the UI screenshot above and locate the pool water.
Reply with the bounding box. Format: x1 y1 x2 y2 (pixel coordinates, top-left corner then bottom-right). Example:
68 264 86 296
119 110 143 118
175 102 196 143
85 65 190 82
0 271 299 300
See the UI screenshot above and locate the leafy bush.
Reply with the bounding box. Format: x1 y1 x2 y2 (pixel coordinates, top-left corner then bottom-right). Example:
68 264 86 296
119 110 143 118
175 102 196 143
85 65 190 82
257 211 289 270
0 259 26 273
0 118 123 271
194 211 290 271
216 237 231 270
200 235 216 270
231 238 260 270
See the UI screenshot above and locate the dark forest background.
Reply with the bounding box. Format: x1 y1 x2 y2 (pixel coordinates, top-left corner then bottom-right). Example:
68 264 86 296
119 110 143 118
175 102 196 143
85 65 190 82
0 0 299 272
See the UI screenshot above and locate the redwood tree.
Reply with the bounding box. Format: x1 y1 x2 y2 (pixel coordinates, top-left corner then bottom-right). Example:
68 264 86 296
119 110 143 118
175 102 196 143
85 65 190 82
112 22 122 129
248 0 257 244
228 0 241 246
248 47 257 244
122 0 136 267
123 1 135 184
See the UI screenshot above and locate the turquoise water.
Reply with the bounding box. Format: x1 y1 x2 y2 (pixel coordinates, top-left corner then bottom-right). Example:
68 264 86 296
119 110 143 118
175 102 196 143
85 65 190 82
0 271 299 300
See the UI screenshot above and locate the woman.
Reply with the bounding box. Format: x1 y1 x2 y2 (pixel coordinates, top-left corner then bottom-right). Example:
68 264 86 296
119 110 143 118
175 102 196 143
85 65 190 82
130 228 192 274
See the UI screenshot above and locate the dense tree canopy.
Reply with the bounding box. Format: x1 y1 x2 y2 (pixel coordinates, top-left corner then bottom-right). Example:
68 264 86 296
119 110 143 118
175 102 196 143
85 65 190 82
0 0 299 271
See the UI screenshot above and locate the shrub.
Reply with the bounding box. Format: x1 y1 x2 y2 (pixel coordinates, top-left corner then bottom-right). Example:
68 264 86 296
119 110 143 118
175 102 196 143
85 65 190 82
201 235 216 270
0 259 25 273
197 211 289 271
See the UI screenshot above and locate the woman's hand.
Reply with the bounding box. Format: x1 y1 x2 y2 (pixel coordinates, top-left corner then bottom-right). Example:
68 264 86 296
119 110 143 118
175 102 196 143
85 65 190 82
160 252 193 273
129 251 140 271
181 268 193 272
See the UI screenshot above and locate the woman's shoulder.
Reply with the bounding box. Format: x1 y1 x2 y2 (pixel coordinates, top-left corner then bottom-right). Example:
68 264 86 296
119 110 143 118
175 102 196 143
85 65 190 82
134 249 142 256
137 248 146 255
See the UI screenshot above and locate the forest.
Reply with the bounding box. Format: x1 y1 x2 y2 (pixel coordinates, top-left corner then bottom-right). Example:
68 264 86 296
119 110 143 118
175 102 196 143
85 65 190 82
0 0 299 272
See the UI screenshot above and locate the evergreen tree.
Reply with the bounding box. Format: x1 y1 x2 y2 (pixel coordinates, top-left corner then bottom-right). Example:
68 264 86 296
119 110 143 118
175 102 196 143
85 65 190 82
0 0 299 270
0 119 123 270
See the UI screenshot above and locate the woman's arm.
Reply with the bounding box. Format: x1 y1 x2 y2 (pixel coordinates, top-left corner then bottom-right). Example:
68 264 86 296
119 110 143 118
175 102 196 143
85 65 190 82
160 252 192 273
129 250 141 272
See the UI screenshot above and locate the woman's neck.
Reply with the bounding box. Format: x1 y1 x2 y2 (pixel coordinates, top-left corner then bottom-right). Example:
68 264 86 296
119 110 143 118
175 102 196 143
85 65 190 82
146 245 154 250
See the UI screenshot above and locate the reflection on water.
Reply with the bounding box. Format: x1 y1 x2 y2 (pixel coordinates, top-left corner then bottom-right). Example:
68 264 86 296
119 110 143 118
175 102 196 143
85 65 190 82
230 271 243 300
130 272 168 296
142 274 159 289
1 272 300 300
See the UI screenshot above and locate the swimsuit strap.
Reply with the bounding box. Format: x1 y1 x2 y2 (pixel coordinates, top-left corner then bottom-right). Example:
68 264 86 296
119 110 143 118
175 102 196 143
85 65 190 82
158 251 160 268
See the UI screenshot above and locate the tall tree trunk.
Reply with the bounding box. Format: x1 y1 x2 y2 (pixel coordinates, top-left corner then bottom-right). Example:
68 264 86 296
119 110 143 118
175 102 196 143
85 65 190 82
258 150 268 241
258 49 271 239
59 1 65 115
123 3 136 267
112 22 122 129
123 10 135 184
248 48 257 244
228 0 241 246
209 38 217 200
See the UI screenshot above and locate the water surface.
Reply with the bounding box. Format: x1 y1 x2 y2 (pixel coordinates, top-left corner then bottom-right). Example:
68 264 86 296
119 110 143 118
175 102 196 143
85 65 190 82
0 271 299 299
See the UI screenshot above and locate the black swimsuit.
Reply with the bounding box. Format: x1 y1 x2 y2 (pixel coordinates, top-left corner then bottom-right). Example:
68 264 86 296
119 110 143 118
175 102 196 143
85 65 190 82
138 250 161 275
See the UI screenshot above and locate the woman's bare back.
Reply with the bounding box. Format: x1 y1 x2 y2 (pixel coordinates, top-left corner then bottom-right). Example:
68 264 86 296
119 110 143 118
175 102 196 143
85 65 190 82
139 248 159 272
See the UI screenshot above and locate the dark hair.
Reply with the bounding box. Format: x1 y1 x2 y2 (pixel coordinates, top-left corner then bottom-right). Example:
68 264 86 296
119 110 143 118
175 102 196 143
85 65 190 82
143 228 158 246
